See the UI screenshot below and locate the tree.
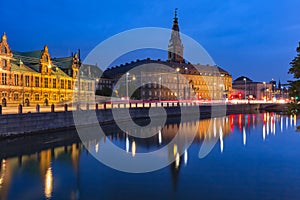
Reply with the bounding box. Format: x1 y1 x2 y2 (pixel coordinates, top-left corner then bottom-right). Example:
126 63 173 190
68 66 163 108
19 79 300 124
288 42 300 101
95 86 112 97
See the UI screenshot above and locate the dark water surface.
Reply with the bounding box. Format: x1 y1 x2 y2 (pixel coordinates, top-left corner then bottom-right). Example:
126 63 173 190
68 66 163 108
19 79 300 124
1 113 300 200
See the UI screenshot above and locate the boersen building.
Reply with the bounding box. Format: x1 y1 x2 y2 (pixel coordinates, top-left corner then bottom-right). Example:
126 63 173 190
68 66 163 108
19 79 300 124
0 33 98 107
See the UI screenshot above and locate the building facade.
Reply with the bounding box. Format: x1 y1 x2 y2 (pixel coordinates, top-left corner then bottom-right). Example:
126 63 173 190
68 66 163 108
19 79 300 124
231 76 273 100
0 33 96 107
100 10 232 100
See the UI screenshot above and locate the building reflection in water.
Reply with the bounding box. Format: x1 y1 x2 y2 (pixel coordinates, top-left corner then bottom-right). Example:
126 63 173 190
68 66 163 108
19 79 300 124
0 143 82 200
0 112 298 198
45 167 53 199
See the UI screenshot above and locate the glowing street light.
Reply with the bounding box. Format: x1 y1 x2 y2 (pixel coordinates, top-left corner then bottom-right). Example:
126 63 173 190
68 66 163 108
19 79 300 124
243 78 247 100
176 67 180 100
126 72 129 100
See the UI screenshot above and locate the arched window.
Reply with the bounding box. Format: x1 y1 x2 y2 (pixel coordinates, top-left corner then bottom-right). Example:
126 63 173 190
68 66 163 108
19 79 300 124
1 45 7 53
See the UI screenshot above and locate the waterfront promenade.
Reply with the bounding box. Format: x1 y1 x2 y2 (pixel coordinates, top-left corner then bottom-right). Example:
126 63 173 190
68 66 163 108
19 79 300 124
0 100 287 137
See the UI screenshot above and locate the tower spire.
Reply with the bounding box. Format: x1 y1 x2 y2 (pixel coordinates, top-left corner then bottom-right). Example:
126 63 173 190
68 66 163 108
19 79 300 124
1 32 7 42
168 9 184 63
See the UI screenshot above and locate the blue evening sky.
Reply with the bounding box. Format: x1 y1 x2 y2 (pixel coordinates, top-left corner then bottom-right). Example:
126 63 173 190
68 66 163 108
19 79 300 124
1 0 299 83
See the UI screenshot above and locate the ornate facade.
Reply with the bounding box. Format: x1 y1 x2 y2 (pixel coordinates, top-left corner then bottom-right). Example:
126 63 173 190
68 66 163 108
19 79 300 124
0 33 95 107
101 10 232 100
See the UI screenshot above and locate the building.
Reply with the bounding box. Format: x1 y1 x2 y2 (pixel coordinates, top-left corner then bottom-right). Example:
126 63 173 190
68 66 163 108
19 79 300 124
232 76 273 100
100 10 232 100
0 33 97 107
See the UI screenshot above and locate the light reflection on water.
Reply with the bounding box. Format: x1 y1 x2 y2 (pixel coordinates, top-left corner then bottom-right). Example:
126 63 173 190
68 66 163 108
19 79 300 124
0 113 299 200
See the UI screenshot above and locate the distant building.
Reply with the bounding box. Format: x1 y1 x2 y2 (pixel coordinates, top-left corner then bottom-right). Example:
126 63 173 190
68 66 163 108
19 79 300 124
100 10 232 100
232 76 273 100
0 33 98 107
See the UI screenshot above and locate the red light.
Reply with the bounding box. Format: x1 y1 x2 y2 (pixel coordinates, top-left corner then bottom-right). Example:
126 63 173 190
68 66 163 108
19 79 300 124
238 93 242 97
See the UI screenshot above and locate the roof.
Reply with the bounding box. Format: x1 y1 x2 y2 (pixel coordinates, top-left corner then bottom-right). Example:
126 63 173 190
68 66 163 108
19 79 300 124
233 76 253 83
102 58 231 79
52 57 73 69
12 50 43 65
10 62 38 74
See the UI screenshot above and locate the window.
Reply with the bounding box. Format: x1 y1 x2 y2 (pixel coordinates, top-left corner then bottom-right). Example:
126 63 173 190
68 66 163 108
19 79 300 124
35 77 39 87
14 74 19 86
1 46 7 53
44 78 48 88
13 93 18 101
1 59 8 69
52 94 56 101
68 80 71 89
61 80 65 89
53 78 56 88
2 73 7 85
35 94 39 101
25 75 30 87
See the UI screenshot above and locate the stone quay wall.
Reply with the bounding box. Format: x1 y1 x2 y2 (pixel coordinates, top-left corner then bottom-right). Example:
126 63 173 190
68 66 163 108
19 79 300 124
0 103 284 137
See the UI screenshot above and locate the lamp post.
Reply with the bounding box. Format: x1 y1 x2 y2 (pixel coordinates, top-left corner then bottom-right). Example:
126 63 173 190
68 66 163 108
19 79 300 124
159 75 162 101
263 81 266 101
126 72 129 100
22 74 25 106
219 84 224 101
243 78 247 100
213 82 216 102
176 67 180 100
184 67 188 100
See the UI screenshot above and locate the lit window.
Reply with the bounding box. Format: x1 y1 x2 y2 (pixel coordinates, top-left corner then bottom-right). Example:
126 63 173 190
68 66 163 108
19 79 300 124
14 74 19 86
44 78 48 88
35 77 40 87
1 73 7 85
53 78 56 88
35 94 39 101
25 76 30 87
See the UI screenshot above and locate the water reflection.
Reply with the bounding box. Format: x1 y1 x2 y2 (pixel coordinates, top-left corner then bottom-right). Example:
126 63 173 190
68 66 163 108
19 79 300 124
0 113 298 199
45 167 53 199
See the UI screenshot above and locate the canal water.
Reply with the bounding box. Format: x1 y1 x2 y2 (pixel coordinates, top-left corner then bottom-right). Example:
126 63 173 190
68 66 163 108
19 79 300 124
1 113 300 200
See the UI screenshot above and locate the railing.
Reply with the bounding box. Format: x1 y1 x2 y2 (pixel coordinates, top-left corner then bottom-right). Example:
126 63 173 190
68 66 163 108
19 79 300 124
0 101 197 115
0 99 286 115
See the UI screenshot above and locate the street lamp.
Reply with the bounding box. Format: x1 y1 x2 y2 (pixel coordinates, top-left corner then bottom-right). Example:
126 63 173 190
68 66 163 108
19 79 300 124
159 75 162 101
176 67 180 100
213 82 216 101
263 81 266 101
219 84 224 100
126 72 129 100
243 78 247 100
